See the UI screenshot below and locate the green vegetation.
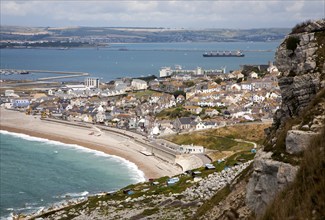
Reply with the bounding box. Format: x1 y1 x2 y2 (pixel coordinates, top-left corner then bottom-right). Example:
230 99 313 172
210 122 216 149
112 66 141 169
131 90 157 99
173 90 186 99
315 31 325 77
290 19 313 34
286 36 300 52
214 77 223 84
156 107 191 119
166 132 253 151
262 127 325 220
35 146 256 220
208 123 269 145
265 117 302 165
184 81 195 88
141 207 160 216
1 26 290 44
136 75 157 82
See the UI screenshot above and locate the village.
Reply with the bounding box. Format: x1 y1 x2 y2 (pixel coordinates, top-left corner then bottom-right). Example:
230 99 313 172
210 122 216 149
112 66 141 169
1 63 280 135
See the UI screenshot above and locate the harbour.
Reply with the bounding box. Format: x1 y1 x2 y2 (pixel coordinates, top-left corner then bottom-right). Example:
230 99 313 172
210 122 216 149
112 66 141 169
0 41 279 82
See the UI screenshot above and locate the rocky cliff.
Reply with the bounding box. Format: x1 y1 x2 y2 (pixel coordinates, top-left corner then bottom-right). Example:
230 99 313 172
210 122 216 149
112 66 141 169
246 19 325 217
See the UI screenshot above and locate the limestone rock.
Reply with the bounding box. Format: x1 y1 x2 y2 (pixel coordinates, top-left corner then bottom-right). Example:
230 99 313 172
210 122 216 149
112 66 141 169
278 73 320 117
286 130 319 154
246 150 298 216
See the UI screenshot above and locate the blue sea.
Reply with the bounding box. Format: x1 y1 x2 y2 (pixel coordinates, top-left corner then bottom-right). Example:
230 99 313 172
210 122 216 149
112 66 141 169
0 131 145 219
0 41 281 82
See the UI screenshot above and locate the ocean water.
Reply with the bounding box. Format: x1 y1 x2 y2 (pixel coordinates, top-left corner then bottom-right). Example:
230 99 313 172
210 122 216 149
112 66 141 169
0 130 145 219
0 41 281 81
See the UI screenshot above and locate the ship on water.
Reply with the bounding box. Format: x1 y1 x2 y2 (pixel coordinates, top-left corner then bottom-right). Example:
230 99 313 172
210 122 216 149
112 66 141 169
203 50 245 57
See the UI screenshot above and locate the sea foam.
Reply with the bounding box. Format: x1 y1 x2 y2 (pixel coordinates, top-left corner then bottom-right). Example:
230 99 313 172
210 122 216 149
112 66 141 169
0 130 145 182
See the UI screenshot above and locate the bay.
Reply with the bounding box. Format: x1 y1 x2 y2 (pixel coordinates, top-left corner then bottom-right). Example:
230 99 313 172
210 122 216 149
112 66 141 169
0 131 145 219
0 41 280 82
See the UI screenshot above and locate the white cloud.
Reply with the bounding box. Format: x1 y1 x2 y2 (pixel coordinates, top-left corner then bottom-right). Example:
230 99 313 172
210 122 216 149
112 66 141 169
1 0 324 28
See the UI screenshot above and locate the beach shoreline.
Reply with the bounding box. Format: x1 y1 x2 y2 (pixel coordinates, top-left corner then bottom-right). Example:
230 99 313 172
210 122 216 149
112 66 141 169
0 108 182 180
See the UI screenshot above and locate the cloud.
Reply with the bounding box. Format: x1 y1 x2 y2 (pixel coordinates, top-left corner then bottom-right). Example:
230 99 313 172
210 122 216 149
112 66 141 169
1 0 324 28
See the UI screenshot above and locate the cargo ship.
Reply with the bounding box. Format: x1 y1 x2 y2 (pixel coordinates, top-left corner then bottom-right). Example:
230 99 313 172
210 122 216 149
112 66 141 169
203 50 244 57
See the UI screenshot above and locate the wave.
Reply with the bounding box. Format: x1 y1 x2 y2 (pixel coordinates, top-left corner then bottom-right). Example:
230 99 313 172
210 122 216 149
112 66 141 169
0 130 146 182
56 191 89 198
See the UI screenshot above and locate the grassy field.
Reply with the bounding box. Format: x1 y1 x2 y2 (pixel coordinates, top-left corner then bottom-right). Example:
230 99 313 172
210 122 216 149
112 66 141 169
166 123 270 151
208 123 271 145
165 123 270 162
166 132 253 151
130 90 159 99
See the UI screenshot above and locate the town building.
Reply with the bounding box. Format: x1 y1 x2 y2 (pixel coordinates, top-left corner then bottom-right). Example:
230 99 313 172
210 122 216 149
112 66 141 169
179 144 205 154
85 77 100 88
131 79 148 90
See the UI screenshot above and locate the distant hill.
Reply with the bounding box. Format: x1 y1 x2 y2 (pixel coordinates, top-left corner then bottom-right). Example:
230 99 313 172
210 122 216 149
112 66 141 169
0 26 290 44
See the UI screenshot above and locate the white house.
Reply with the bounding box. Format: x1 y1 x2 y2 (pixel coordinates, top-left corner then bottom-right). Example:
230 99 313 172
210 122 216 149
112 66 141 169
252 94 265 103
48 89 54 96
249 71 259 79
131 79 148 90
196 67 203 75
266 92 280 99
96 112 106 123
179 144 205 154
205 109 219 117
236 72 245 79
230 83 241 91
241 83 253 91
159 67 172 77
5 90 19 97
97 105 105 112
64 84 87 91
195 121 217 130
151 126 160 136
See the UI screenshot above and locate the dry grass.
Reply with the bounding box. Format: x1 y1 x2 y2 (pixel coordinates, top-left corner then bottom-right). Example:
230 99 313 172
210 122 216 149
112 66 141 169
209 123 271 144
262 126 325 220
206 151 233 161
166 132 252 151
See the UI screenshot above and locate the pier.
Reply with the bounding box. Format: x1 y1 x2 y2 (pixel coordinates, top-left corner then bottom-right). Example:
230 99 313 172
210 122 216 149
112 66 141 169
0 69 89 80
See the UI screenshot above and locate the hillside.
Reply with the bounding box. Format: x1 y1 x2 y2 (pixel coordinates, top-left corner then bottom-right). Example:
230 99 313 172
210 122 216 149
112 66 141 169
0 26 289 45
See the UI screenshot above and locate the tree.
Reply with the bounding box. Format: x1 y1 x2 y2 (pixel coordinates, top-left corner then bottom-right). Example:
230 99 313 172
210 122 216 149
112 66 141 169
173 90 186 99
214 77 223 84
286 36 300 52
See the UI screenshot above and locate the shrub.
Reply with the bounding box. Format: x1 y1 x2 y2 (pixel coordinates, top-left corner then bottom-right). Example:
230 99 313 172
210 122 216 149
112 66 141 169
291 20 313 34
286 36 300 52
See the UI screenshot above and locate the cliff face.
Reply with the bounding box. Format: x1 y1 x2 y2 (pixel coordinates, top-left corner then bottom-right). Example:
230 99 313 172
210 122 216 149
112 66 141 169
246 19 325 217
275 19 325 119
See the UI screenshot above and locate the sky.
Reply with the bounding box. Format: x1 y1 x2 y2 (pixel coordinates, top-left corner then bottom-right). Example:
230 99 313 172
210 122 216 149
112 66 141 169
1 0 324 29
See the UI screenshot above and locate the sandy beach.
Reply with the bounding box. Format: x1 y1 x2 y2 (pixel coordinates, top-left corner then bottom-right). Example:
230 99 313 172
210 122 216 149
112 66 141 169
0 108 182 179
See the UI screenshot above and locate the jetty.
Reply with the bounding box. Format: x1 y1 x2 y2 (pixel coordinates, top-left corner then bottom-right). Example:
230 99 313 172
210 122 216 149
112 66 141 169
0 69 89 81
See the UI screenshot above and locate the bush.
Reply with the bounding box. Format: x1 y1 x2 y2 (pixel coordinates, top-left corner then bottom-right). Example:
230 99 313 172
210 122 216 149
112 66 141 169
291 20 313 34
286 36 300 52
